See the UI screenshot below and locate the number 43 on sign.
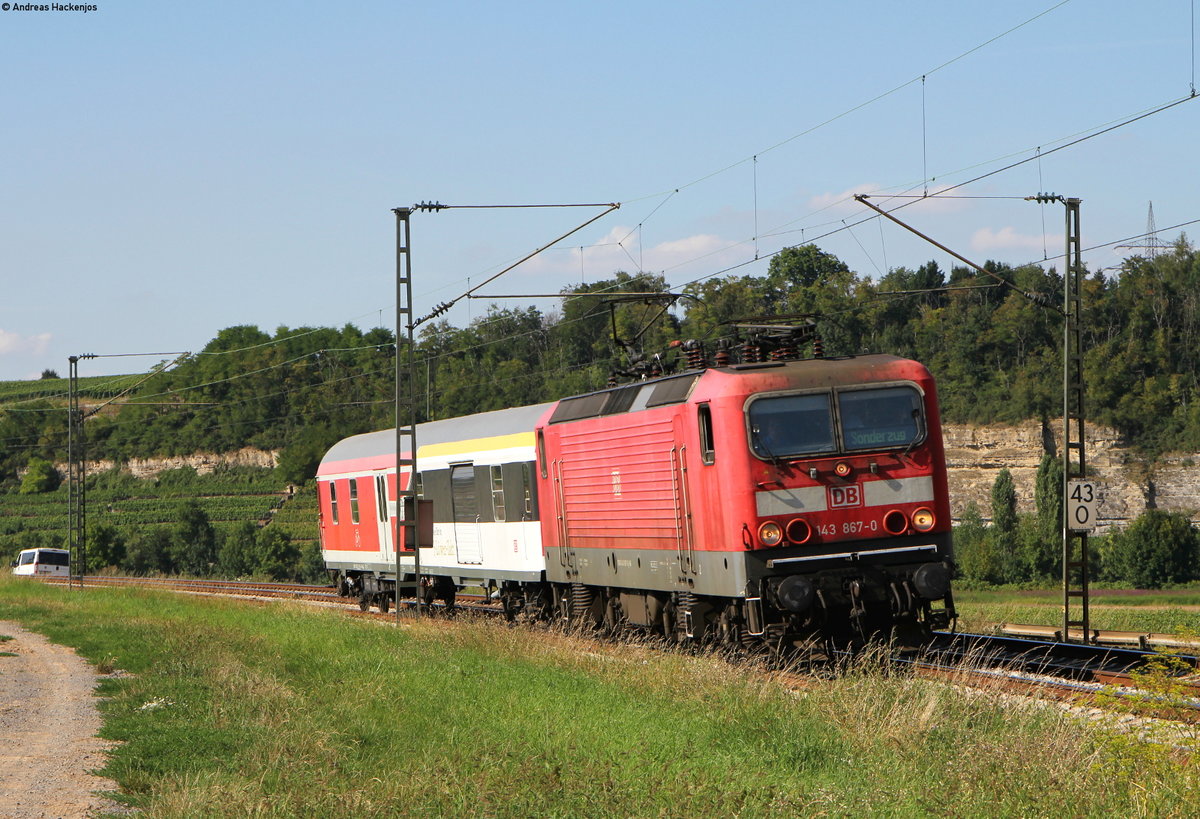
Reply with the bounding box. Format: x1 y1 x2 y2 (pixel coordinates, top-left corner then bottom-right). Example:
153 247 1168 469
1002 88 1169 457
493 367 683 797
1067 480 1099 531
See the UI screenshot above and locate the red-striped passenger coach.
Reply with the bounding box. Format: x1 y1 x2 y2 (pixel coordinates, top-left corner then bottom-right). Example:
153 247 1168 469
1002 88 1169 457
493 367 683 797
320 348 956 644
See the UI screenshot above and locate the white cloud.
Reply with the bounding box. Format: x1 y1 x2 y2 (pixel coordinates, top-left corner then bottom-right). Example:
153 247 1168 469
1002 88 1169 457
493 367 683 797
806 183 880 215
651 233 726 259
523 226 744 281
970 226 1048 253
0 329 52 356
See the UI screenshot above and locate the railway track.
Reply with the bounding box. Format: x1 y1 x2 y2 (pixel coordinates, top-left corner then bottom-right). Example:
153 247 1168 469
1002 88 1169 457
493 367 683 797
44 575 499 615
39 576 1200 725
905 632 1200 724
998 622 1200 652
46 575 344 603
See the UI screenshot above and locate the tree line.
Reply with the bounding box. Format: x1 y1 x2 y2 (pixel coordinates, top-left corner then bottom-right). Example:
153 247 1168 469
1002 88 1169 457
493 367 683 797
2 239 1198 586
3 240 1199 481
80 502 325 583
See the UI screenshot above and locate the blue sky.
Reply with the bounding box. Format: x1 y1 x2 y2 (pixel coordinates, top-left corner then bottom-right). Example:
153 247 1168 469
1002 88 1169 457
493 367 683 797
2 0 1198 380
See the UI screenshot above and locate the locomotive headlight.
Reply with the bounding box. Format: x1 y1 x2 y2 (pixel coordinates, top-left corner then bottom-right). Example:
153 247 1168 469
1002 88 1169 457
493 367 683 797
911 507 937 532
834 461 852 478
882 509 908 535
785 517 813 545
758 521 784 547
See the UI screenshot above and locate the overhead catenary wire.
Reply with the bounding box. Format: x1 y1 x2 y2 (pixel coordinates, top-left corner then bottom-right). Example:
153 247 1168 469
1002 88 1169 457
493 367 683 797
83 353 191 418
81 210 1200 421
397 1 1080 307
1 296 636 446
622 0 1076 207
5 216 1196 454
414 203 620 326
139 5 1186 365
855 193 1059 311
9 202 1197 442
11 7 1193 436
537 87 1198 304
659 91 1199 298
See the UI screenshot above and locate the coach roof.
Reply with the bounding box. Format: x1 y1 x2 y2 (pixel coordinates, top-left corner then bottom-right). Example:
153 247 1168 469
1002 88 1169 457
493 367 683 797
318 402 554 475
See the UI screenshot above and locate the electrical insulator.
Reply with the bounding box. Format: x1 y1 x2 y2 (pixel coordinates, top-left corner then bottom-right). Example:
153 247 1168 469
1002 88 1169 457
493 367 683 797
771 343 797 361
714 342 731 368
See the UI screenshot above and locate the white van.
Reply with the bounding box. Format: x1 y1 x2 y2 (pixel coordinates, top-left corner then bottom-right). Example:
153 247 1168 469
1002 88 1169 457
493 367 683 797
11 548 71 577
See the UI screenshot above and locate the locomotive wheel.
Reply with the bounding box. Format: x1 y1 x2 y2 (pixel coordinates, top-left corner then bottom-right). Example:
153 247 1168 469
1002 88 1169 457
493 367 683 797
358 594 370 612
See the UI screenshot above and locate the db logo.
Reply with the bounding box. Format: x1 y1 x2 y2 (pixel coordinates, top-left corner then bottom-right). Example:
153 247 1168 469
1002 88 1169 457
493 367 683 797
827 485 862 509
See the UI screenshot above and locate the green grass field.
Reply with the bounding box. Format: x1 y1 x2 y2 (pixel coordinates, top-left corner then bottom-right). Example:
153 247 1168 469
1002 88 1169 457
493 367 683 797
1 577 1197 817
955 587 1200 635
0 373 143 405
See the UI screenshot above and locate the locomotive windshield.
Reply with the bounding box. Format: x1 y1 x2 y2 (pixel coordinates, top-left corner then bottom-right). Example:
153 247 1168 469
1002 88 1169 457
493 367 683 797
748 384 924 459
838 386 924 451
748 393 836 457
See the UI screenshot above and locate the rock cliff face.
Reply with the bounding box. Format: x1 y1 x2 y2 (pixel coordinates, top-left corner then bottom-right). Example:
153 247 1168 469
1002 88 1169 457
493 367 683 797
67 447 278 480
39 427 1200 532
942 421 1200 530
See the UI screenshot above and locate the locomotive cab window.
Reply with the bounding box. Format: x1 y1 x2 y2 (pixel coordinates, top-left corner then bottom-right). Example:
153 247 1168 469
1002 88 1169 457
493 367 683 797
748 393 836 459
698 403 715 465
838 385 925 451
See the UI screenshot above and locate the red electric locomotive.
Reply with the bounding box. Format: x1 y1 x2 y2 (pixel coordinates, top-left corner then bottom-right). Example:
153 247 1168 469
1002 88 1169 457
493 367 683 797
534 352 955 644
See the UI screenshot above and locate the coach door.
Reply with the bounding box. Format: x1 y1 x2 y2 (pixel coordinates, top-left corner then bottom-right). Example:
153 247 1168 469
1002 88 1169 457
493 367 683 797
374 473 393 561
450 463 482 564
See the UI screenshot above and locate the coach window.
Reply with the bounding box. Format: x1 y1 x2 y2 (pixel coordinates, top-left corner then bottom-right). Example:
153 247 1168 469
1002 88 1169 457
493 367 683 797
329 482 339 524
349 479 360 524
522 463 534 519
491 464 506 522
375 475 388 523
698 403 715 465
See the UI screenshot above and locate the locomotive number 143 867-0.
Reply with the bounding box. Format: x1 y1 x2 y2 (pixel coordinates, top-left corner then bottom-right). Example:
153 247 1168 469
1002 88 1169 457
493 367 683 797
817 519 881 537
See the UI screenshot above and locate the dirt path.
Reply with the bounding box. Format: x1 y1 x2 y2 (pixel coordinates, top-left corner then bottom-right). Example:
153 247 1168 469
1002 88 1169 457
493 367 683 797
0 621 128 818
